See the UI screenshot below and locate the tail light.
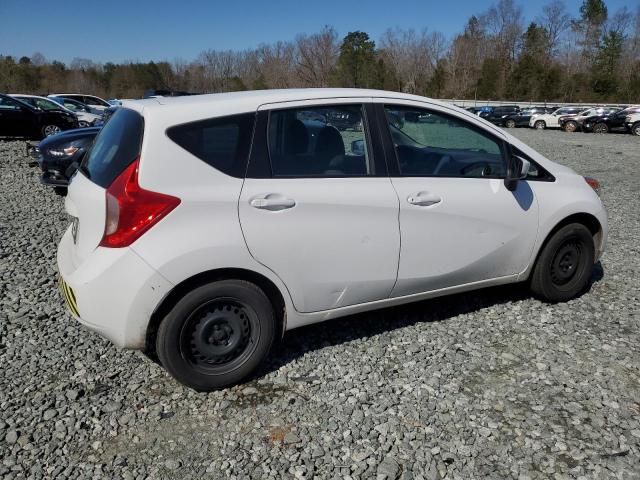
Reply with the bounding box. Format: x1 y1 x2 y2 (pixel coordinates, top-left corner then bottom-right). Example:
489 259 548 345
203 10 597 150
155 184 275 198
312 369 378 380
584 176 600 193
100 158 180 248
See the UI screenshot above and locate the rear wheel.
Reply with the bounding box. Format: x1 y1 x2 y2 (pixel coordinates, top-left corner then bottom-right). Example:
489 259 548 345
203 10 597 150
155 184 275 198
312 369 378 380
534 120 546 130
563 121 578 132
593 123 608 134
530 223 595 302
631 122 640 136
505 119 516 128
42 124 61 137
156 280 276 391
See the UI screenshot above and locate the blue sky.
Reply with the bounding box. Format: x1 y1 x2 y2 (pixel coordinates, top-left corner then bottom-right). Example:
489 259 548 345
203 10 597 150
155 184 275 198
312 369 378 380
0 0 636 64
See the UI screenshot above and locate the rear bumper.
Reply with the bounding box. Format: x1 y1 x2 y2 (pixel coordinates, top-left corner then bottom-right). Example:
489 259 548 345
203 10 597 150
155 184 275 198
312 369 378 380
57 226 174 349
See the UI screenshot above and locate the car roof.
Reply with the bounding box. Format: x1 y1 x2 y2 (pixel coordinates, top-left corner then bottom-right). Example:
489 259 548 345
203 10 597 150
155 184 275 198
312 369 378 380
122 88 474 124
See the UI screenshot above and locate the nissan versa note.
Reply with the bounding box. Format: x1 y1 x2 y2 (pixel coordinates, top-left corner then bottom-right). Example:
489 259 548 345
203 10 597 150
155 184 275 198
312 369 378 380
57 89 608 391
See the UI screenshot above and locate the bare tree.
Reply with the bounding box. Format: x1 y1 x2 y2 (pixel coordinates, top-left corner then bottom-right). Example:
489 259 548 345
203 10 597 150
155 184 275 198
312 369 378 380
295 26 339 87
378 28 447 94
482 0 524 62
537 0 572 58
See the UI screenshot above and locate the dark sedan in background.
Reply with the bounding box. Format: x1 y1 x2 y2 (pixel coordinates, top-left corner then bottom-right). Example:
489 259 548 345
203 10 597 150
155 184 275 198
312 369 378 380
501 106 555 128
583 106 640 133
0 93 78 139
478 105 520 124
29 127 100 193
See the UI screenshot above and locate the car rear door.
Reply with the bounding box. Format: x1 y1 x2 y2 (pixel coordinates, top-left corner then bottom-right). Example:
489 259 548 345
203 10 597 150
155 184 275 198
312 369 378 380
239 100 400 313
375 101 539 297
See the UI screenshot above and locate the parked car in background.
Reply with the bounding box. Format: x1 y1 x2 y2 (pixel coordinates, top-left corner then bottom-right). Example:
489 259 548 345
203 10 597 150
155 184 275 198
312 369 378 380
50 95 102 115
529 106 589 130
559 107 620 132
18 94 101 127
479 105 520 124
57 88 607 391
0 93 78 139
107 99 122 106
48 93 111 112
501 106 555 128
583 106 640 133
625 111 640 136
466 106 492 116
32 127 100 191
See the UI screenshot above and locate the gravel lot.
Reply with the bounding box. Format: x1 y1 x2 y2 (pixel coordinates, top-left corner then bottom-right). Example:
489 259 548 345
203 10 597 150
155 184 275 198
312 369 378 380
1 129 639 480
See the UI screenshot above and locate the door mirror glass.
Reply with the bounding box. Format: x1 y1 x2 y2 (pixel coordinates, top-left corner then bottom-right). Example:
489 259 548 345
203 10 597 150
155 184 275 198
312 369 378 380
351 139 365 156
504 155 530 191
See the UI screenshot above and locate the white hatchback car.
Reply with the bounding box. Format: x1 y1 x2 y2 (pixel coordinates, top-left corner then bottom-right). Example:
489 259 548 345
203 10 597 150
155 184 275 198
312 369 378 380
58 89 608 390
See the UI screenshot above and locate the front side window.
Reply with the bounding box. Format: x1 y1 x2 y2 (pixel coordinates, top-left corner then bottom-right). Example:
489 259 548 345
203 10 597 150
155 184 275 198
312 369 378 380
384 106 505 178
85 96 110 107
167 113 255 178
268 105 371 177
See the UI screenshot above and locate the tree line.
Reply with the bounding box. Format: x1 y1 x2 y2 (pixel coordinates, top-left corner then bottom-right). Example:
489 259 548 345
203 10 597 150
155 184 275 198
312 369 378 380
1 0 639 103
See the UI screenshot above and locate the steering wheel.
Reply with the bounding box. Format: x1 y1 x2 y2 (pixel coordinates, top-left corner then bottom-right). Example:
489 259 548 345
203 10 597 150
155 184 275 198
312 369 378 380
461 162 491 177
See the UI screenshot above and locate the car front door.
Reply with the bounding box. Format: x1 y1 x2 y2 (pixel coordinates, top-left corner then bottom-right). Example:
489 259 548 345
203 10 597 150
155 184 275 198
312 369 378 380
376 102 539 297
239 101 400 313
0 96 33 137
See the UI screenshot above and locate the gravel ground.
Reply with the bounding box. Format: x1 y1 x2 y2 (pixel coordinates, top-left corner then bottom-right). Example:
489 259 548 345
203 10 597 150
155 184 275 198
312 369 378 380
0 129 639 480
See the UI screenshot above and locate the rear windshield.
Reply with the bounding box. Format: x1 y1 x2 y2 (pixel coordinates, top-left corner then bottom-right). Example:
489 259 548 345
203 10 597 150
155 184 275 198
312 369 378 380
81 108 143 188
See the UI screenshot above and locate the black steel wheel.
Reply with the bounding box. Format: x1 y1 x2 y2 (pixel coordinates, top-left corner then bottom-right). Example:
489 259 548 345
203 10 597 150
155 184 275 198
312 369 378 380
157 280 276 391
530 223 595 302
181 299 258 374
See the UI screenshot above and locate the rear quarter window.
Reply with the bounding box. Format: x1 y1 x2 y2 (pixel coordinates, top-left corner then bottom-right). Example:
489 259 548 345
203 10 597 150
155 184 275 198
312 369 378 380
81 108 143 188
166 113 255 178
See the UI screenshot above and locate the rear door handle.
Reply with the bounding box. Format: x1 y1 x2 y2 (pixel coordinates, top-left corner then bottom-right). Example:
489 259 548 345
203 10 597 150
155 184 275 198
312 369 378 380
250 193 296 211
407 192 442 207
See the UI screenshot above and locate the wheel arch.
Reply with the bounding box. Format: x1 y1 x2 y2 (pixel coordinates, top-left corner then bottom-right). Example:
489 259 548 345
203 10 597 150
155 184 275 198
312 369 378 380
528 212 603 279
145 268 287 355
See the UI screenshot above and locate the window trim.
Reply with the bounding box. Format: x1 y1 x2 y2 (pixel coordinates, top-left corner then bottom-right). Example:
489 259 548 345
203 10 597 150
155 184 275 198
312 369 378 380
377 103 510 179
262 103 383 179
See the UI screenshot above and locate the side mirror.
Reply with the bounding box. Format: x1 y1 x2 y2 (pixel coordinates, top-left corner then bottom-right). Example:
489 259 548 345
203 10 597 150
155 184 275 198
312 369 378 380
351 139 365 156
504 155 530 191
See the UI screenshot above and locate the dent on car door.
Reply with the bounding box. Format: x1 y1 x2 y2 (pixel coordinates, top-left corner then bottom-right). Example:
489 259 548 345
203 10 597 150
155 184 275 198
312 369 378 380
378 103 539 297
238 102 400 313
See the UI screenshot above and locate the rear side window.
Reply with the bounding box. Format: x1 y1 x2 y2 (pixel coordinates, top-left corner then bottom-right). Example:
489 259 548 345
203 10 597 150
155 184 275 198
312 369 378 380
81 108 143 188
167 113 255 178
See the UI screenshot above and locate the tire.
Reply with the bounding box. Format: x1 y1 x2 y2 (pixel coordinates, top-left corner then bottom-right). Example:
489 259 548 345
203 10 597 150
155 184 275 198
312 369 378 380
78 121 89 128
534 120 546 130
593 123 608 134
42 124 62 137
530 223 595 303
156 280 276 391
505 119 516 128
563 121 578 133
631 122 640 136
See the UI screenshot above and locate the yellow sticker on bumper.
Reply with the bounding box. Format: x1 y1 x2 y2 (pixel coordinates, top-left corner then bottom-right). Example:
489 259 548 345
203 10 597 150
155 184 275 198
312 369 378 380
59 276 80 317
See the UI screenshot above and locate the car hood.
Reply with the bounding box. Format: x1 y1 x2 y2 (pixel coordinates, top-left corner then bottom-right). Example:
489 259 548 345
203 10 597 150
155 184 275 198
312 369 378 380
38 127 101 148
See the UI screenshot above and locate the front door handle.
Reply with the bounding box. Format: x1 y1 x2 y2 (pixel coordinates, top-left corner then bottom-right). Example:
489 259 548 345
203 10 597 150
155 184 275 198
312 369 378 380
250 194 296 211
407 192 442 207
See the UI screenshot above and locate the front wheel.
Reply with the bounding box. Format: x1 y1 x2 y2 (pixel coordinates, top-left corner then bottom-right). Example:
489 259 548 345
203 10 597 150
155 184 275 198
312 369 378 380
534 120 546 130
156 280 276 391
42 124 62 137
593 123 608 134
563 121 578 133
78 121 89 128
530 223 595 302
504 119 516 128
631 122 640 136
